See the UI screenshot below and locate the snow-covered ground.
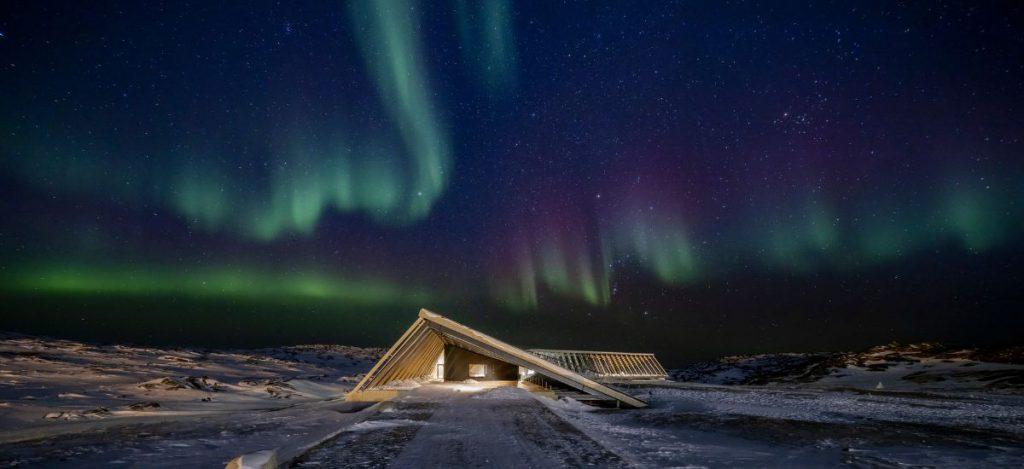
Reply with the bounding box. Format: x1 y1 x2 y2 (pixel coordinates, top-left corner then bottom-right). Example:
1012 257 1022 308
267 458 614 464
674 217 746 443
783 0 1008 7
551 343 1024 467
2 334 1022 467
0 333 382 467
294 384 625 468
291 382 1024 468
544 382 1024 467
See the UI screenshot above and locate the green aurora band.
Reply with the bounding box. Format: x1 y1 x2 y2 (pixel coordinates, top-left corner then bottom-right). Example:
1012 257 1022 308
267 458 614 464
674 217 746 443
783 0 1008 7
492 175 1021 310
6 266 433 306
455 0 517 95
171 0 452 240
5 1 453 242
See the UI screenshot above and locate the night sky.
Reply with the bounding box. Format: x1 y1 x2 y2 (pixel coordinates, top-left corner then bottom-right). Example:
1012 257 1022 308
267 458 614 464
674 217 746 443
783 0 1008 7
2 1 1022 366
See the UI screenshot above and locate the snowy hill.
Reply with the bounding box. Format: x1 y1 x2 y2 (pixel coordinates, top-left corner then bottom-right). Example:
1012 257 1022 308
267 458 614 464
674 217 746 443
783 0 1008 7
670 342 1024 392
0 333 382 429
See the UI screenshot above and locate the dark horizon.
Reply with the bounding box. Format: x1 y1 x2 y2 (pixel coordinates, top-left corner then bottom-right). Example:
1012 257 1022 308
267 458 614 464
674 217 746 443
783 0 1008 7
4 242 1021 368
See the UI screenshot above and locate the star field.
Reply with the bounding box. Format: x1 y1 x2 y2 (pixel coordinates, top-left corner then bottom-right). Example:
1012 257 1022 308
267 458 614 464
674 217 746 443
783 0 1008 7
1 1 1022 363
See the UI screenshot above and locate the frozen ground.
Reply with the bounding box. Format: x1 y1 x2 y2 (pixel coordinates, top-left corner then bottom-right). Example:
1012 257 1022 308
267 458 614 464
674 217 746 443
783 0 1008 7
0 333 382 467
286 382 1024 468
546 382 1024 467
2 334 1022 467
294 384 625 468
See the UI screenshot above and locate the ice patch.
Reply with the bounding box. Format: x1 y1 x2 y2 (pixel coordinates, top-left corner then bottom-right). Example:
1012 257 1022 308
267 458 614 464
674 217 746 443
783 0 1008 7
379 379 422 390
58 392 89 399
471 387 525 400
542 395 599 413
346 419 426 432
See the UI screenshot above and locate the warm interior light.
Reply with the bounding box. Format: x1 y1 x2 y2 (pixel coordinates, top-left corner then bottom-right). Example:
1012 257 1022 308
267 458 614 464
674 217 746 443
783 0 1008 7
434 351 445 380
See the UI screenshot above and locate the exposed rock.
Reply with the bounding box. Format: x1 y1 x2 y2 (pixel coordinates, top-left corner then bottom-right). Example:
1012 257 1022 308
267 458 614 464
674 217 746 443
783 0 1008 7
126 401 161 411
138 376 224 392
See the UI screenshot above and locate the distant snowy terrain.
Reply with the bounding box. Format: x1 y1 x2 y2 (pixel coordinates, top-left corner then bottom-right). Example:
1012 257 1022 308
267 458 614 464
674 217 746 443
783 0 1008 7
0 332 382 423
670 342 1024 392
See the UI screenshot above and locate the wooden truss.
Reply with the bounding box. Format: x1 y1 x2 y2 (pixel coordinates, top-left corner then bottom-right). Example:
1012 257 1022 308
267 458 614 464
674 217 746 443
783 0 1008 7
346 308 648 408
528 349 668 380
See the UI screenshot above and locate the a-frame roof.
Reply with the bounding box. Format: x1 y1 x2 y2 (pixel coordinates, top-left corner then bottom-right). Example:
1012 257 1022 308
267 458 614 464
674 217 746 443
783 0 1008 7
347 308 648 408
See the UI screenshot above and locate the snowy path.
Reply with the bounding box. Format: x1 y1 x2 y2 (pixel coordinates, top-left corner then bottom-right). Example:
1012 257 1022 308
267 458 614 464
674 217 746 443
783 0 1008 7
293 385 625 468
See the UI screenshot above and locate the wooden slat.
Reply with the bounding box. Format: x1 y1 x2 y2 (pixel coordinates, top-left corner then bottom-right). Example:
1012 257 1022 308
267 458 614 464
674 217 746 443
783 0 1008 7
525 349 668 379
641 355 659 376
401 329 436 380
634 355 652 376
351 318 426 393
614 354 630 376
377 325 424 383
625 355 640 375
599 354 612 375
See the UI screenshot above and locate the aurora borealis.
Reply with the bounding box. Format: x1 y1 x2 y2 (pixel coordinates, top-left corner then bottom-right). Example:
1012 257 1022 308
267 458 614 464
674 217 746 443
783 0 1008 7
2 1 1022 363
